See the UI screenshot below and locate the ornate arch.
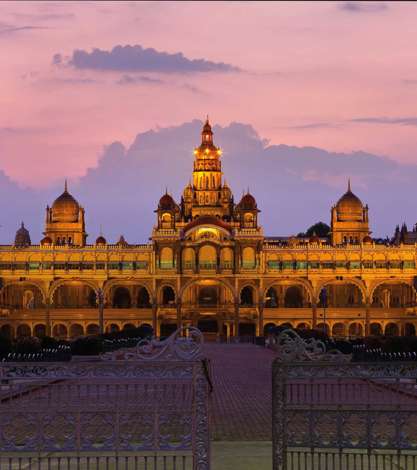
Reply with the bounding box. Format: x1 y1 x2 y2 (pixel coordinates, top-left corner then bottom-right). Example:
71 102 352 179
48 278 100 303
179 277 235 301
102 279 154 302
315 278 367 303
369 278 416 303
1 280 47 304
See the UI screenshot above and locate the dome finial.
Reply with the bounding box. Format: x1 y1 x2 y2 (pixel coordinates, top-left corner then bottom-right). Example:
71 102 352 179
348 178 351 192
64 179 68 192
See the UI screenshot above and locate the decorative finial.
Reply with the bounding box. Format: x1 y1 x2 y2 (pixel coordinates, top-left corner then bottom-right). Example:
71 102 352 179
64 179 68 192
99 224 103 236
348 178 351 192
21 221 24 228
206 114 209 124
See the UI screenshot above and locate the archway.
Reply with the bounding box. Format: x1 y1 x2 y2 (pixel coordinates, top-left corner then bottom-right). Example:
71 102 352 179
372 283 414 308
162 286 175 306
137 287 151 308
0 324 12 339
296 322 309 330
265 287 278 308
263 322 276 335
319 283 363 308
113 287 131 308
52 323 67 339
86 324 99 336
53 283 96 308
284 286 303 308
70 323 84 338
33 324 46 338
2 284 44 309
348 322 363 337
198 286 218 306
385 322 399 336
405 323 416 336
106 323 120 333
332 323 345 337
370 323 383 336
315 323 330 335
16 323 31 337
240 286 254 306
123 323 136 331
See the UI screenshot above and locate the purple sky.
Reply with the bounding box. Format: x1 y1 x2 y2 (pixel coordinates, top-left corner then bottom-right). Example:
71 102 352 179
1 1 417 242
1 1 417 187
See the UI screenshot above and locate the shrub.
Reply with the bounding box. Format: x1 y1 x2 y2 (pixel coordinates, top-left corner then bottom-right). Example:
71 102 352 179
15 336 41 354
71 336 103 356
0 334 12 357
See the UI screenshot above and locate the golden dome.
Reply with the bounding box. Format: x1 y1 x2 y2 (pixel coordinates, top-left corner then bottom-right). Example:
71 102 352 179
336 180 363 222
51 181 80 223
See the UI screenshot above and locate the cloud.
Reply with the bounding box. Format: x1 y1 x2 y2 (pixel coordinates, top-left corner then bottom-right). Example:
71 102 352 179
116 74 164 85
12 12 75 22
286 122 338 130
351 116 417 127
58 44 240 73
0 22 47 35
339 2 388 13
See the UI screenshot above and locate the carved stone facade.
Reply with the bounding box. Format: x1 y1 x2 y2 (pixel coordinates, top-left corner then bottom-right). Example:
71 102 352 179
0 121 417 340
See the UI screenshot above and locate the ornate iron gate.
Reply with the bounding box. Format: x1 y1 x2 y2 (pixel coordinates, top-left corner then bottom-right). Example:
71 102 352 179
0 328 210 469
272 330 417 470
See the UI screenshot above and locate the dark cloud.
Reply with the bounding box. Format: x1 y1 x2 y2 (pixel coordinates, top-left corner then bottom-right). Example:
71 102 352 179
59 45 239 73
351 116 417 127
339 2 388 13
2 120 417 243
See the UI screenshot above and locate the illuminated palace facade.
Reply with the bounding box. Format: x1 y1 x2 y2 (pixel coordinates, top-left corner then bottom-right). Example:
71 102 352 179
1 120 417 340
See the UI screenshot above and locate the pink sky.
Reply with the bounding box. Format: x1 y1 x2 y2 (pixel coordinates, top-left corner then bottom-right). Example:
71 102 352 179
1 1 417 188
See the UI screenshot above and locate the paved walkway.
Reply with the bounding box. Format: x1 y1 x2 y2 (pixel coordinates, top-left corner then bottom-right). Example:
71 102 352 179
203 343 275 441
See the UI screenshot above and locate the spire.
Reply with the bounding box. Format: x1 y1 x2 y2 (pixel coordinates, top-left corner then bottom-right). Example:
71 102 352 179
64 179 68 192
347 178 351 192
21 221 24 229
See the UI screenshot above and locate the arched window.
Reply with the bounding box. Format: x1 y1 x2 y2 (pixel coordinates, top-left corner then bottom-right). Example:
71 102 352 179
240 286 254 306
53 283 96 308
160 247 174 269
137 287 151 308
86 324 99 335
70 323 84 338
52 323 67 339
385 323 399 336
405 323 416 336
112 287 131 308
265 287 278 308
199 286 218 306
332 323 345 337
199 245 217 270
348 322 363 337
162 286 175 306
242 247 256 269
33 324 46 338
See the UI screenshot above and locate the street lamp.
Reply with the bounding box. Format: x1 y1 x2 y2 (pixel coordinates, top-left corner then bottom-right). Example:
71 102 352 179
319 287 328 336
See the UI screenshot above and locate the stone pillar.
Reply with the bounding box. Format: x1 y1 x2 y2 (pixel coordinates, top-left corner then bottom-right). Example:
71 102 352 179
258 300 264 336
234 300 239 337
176 299 182 332
312 302 317 328
98 288 104 335
45 299 51 337
152 300 158 336
365 300 371 336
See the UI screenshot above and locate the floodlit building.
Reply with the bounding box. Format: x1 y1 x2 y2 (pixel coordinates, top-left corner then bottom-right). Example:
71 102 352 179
0 120 416 340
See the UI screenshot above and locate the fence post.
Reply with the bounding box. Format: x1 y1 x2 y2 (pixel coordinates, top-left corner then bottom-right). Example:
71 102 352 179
193 362 210 470
272 359 287 470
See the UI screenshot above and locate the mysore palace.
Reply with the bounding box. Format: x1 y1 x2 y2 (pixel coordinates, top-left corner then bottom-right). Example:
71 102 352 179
1 120 417 340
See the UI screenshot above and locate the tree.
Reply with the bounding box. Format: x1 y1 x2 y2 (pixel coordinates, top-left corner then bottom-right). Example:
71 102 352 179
297 221 330 238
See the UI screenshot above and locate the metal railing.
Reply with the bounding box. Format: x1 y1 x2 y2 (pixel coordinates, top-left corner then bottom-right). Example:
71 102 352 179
272 330 417 470
0 327 210 469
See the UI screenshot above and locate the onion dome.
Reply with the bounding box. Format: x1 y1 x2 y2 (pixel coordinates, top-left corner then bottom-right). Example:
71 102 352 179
96 235 107 245
116 235 128 247
41 236 52 245
158 191 176 210
14 222 31 247
309 232 320 244
335 180 364 222
238 192 257 210
362 235 373 244
51 181 80 223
